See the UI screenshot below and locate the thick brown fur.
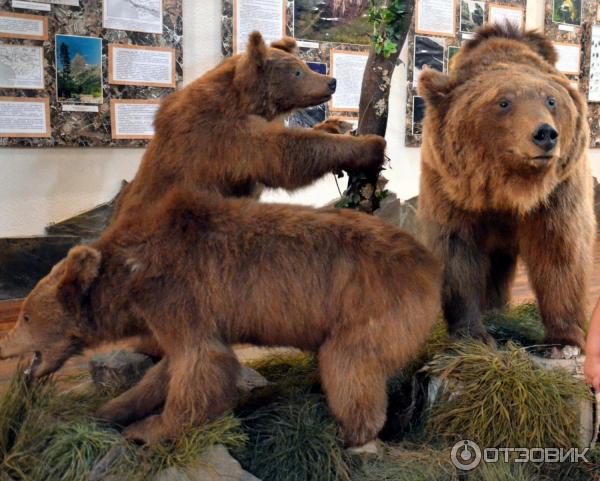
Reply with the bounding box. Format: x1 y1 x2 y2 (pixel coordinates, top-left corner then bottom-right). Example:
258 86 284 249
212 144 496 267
113 32 385 220
0 190 441 446
417 23 595 347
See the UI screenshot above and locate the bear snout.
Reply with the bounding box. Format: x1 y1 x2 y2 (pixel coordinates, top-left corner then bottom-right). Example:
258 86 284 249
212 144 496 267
531 123 559 154
328 78 337 93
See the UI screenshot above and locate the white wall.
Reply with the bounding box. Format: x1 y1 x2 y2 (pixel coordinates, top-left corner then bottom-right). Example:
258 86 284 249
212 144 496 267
1 0 598 236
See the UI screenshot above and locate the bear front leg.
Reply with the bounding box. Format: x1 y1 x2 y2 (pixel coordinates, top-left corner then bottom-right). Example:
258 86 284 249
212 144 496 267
253 128 386 191
519 179 595 349
96 358 169 426
123 341 240 444
428 227 493 343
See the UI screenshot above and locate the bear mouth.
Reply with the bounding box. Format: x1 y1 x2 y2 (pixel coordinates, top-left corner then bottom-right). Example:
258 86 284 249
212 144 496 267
24 351 42 379
527 155 554 166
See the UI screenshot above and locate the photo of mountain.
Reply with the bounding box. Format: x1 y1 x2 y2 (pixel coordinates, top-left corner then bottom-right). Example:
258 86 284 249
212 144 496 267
55 34 102 104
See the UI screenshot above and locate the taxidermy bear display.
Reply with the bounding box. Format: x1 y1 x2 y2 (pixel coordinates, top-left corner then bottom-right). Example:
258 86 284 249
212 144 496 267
113 31 386 220
0 190 441 447
417 23 595 348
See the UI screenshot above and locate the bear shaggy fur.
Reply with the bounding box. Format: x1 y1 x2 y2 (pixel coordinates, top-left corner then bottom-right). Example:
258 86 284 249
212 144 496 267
114 32 386 219
0 190 441 446
417 23 595 347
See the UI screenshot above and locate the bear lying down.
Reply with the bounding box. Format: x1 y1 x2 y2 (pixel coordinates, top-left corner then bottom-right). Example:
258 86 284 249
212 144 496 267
0 190 441 447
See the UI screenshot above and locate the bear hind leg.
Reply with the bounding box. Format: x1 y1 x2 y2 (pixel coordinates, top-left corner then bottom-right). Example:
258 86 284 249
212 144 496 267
319 339 388 447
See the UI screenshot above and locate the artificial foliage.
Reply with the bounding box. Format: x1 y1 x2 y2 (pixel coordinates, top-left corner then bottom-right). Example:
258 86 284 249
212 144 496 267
0 304 598 481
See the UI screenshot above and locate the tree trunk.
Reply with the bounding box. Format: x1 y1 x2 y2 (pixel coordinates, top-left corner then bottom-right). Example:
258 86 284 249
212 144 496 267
344 0 415 213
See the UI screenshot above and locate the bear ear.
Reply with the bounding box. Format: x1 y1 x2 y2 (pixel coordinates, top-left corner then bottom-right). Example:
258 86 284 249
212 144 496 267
270 37 297 54
58 246 102 302
522 30 558 65
246 31 268 68
418 68 453 108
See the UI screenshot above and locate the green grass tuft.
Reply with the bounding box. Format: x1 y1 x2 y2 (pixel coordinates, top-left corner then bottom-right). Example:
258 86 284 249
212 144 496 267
424 340 591 450
484 302 545 346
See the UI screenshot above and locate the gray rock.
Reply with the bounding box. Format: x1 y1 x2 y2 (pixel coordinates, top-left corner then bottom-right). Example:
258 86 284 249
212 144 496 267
236 365 269 395
90 350 154 392
374 194 420 239
154 444 261 481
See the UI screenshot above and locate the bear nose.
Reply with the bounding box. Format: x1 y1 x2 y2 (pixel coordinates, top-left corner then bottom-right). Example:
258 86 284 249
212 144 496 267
328 78 337 93
531 123 558 153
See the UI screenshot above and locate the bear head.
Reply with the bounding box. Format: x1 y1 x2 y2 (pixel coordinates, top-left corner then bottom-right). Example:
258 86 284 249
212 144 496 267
233 32 337 120
418 23 588 214
0 246 101 378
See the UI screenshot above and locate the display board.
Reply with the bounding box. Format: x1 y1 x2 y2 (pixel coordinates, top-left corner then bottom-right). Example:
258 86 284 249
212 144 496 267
405 0 526 147
0 0 182 147
221 0 369 128
544 0 600 147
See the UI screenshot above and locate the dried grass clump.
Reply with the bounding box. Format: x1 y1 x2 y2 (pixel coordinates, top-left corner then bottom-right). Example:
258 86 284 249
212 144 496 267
0 370 245 481
425 341 591 450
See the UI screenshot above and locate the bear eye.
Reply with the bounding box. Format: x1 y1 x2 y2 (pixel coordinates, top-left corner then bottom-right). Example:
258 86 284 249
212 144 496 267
546 97 556 108
499 99 511 110
23 314 30 323
295 70 302 78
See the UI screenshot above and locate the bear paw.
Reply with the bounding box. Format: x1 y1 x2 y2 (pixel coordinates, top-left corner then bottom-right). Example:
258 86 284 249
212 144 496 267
123 415 169 445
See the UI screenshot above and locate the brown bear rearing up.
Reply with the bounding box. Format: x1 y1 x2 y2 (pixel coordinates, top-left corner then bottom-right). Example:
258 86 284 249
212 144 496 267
417 23 595 348
0 190 441 447
114 32 386 220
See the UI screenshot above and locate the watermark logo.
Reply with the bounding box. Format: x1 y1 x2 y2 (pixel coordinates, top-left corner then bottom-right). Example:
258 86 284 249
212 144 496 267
451 440 482 471
450 440 589 471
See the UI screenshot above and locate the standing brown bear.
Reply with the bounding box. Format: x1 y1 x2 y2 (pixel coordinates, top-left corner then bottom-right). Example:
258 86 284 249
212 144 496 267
417 23 595 349
114 32 385 219
0 190 441 447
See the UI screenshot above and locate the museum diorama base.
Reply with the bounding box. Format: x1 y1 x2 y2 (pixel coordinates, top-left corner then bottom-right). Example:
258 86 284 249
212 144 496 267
1 304 599 481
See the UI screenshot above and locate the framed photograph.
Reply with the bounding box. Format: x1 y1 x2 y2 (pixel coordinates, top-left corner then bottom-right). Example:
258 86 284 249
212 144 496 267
0 97 50 138
0 44 44 89
460 0 485 33
413 35 445 86
329 49 369 112
552 0 581 26
415 0 456 37
108 44 176 88
233 0 286 54
412 96 426 135
56 35 103 105
553 41 580 75
0 11 48 40
294 0 371 45
488 3 524 30
446 45 460 70
110 99 161 140
306 61 327 75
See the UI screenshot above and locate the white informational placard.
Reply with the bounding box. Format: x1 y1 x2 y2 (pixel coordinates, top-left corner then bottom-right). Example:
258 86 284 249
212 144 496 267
111 100 160 139
589 25 600 102
330 50 369 112
415 0 455 37
103 0 162 34
553 42 580 75
62 104 99 112
0 12 47 40
36 0 79 5
109 44 175 87
488 3 524 30
234 0 285 53
0 97 50 137
11 0 51 12
0 44 44 89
